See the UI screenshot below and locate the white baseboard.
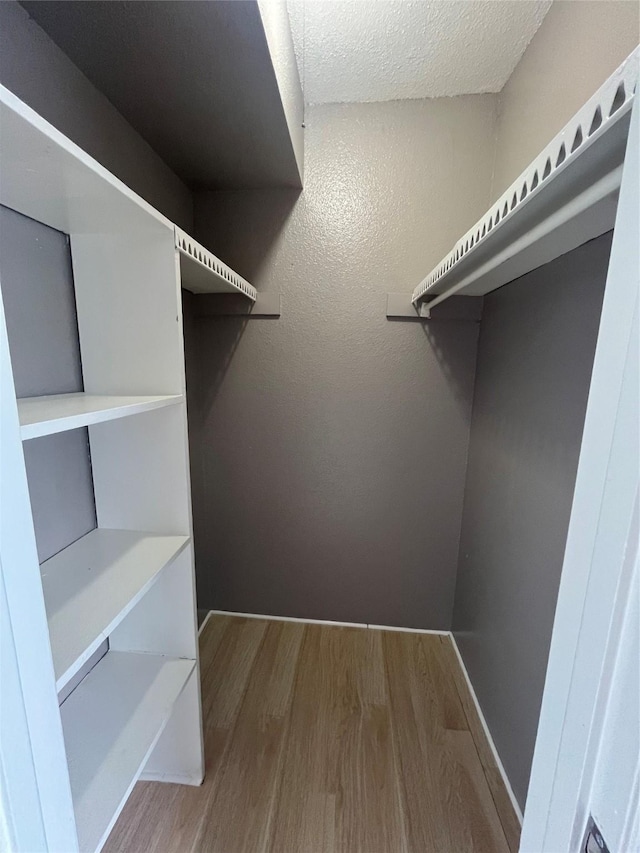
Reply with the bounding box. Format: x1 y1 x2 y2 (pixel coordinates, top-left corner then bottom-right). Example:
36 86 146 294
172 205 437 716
139 771 204 786
209 609 368 629
197 609 214 635
206 609 448 635
368 623 449 636
449 634 524 825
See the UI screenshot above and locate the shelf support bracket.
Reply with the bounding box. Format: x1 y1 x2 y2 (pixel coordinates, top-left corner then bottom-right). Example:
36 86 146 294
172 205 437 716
193 291 281 318
386 293 423 319
386 293 481 322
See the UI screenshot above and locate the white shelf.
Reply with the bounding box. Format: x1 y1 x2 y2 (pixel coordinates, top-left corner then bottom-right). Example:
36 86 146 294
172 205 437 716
176 227 257 299
0 84 172 239
41 529 190 691
18 392 183 440
412 48 638 312
0 85 204 853
61 651 194 853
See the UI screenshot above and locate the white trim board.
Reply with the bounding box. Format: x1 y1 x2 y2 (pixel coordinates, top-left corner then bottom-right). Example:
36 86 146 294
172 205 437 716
197 609 214 636
520 100 640 852
449 634 524 825
205 609 449 635
139 771 204 786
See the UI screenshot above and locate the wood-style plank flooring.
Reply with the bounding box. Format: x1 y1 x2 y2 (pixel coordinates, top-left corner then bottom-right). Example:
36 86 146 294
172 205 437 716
104 615 520 853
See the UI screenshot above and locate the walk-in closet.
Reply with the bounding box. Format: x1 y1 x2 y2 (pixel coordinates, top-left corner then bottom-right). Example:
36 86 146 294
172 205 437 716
1 2 638 852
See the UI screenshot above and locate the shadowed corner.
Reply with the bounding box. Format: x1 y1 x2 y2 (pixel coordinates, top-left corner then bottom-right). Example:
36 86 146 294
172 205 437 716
393 295 484 419
185 186 301 410
420 298 484 420
181 189 300 592
185 187 301 410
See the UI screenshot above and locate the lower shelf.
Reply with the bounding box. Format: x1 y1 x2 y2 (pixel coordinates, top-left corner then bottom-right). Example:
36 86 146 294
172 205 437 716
41 528 190 691
18 392 183 440
60 651 195 853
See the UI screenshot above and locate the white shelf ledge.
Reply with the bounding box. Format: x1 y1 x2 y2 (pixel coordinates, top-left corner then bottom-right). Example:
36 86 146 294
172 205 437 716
0 85 172 239
412 48 638 313
176 227 257 299
61 651 194 853
18 392 183 440
41 529 190 691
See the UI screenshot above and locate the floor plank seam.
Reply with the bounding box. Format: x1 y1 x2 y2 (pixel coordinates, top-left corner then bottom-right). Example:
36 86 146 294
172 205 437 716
381 635 412 853
263 623 312 853
442 636 521 853
193 618 269 852
262 623 306 853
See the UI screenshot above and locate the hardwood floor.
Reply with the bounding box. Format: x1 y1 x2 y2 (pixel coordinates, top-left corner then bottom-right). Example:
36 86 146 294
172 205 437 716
104 616 520 853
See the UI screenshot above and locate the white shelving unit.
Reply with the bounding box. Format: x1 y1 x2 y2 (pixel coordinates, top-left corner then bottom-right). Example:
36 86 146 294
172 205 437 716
41 529 190 691
387 49 638 318
18 393 183 440
61 652 195 853
0 84 240 852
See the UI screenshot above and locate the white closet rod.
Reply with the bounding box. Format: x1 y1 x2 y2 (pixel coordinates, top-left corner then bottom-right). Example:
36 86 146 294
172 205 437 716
423 167 621 314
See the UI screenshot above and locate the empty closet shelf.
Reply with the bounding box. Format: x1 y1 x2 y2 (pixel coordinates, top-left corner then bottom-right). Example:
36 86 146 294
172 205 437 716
176 227 257 299
18 392 183 439
61 651 195 853
411 48 637 310
41 528 190 691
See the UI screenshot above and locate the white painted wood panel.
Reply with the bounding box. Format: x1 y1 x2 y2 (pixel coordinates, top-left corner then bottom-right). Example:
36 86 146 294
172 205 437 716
41 529 189 691
0 82 204 850
585 532 639 851
70 231 184 397
0 85 171 238
140 667 205 786
0 559 48 852
110 547 205 787
521 99 639 853
0 293 78 851
88 403 192 535
110 546 198 661
61 652 195 853
18 393 182 440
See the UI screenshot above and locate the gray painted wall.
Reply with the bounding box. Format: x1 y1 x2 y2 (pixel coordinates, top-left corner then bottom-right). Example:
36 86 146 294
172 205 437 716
452 233 612 809
23 431 96 564
187 96 497 628
0 0 193 229
0 206 96 563
492 0 639 196
0 207 82 397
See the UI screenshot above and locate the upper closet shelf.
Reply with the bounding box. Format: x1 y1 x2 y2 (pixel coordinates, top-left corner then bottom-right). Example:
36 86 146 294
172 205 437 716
18 392 182 440
176 227 257 299
409 48 638 316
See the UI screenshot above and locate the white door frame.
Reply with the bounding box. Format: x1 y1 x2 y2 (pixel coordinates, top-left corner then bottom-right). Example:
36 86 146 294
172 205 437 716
520 102 639 851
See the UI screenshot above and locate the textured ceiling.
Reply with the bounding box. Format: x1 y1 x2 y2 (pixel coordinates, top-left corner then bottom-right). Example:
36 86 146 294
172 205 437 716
287 0 552 104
